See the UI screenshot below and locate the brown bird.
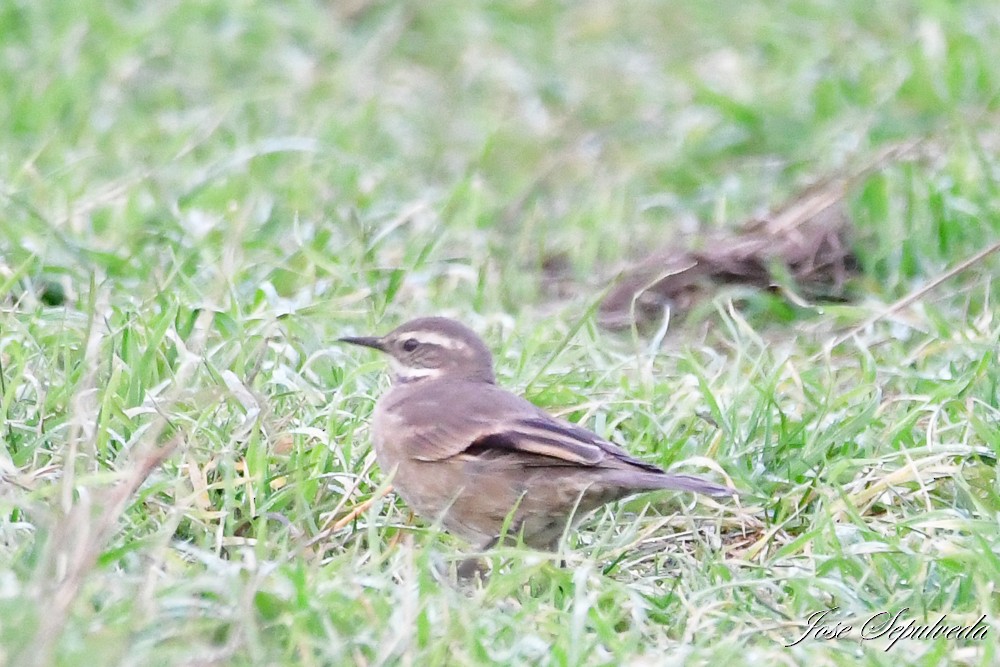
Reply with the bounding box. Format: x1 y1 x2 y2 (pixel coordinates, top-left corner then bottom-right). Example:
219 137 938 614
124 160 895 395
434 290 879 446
341 317 736 552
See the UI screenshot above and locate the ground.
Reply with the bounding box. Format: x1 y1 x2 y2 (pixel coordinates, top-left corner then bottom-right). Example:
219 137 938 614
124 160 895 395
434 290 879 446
1 1 999 665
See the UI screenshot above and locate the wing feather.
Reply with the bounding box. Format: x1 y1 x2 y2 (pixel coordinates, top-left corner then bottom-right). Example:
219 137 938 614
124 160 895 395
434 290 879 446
394 381 659 472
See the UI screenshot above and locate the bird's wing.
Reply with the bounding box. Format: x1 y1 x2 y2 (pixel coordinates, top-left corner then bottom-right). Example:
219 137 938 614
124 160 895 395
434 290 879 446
390 381 661 472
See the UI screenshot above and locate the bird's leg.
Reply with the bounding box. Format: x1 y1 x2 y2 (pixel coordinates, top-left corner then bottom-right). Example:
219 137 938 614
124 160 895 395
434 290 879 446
456 535 499 581
455 557 488 580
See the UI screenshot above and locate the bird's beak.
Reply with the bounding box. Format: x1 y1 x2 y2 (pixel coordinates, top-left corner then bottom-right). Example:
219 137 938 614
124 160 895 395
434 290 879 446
338 335 386 352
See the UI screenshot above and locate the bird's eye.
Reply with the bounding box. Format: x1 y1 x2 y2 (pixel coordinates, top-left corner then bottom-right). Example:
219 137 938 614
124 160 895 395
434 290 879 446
401 338 419 352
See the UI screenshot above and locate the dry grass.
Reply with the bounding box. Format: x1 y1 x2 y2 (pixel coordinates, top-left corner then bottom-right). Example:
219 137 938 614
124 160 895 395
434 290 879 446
2 1 999 665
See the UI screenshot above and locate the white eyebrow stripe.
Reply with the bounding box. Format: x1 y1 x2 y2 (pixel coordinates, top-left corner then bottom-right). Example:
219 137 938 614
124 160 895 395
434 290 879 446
402 332 465 349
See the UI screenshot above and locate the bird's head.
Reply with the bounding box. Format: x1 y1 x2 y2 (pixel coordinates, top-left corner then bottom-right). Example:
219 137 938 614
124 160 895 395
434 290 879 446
340 317 496 384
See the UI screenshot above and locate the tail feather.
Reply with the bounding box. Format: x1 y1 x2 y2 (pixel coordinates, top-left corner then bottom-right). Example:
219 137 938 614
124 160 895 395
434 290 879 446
631 471 738 497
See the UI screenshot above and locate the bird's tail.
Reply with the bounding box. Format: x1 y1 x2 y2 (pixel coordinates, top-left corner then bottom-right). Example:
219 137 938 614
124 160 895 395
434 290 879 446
631 472 738 497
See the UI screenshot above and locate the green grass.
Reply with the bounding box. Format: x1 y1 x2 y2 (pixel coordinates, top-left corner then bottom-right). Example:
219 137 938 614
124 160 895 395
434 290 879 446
2 1 1000 665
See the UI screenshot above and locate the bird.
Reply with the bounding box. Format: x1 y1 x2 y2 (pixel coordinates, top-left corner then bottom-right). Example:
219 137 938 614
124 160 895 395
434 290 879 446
340 316 737 553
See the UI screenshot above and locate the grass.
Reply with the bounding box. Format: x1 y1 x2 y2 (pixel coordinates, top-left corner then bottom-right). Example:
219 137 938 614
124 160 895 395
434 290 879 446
1 0 999 665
